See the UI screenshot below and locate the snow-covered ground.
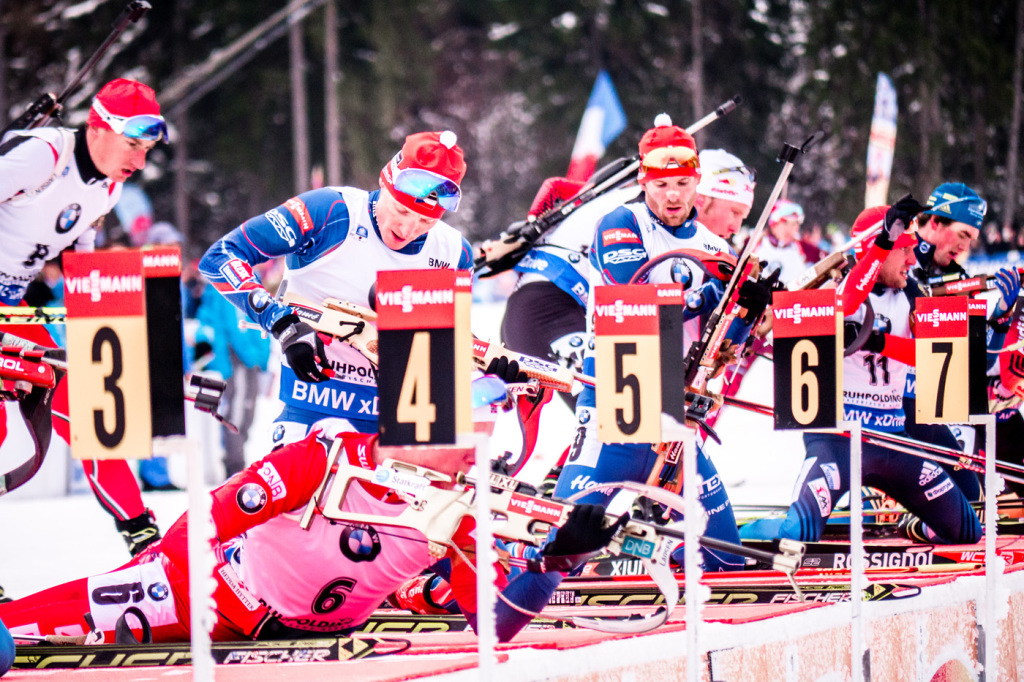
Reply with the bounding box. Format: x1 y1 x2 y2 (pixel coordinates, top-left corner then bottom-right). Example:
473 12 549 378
0 302 805 600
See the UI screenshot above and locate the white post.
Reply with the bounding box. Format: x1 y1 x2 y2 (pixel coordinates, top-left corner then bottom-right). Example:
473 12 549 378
465 431 496 678
971 413 999 679
846 420 864 682
154 436 216 681
682 427 703 682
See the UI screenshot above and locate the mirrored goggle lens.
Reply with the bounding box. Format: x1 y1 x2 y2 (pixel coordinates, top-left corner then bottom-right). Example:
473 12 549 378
122 115 169 142
472 375 508 408
393 168 461 211
713 165 756 183
642 146 698 171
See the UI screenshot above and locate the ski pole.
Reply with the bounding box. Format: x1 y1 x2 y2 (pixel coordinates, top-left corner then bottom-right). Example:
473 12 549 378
2 1 151 136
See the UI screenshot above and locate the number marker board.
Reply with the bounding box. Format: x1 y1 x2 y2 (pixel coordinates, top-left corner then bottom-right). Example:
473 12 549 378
914 296 969 424
376 270 468 446
594 284 684 443
65 250 152 459
772 289 842 430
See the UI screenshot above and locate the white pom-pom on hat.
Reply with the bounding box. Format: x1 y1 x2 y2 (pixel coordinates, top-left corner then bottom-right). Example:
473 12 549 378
653 113 673 128
439 130 458 149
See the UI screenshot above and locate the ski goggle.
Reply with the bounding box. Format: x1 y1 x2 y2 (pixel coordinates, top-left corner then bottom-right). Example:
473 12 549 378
641 145 699 172
472 375 508 408
390 162 461 212
91 98 169 143
711 164 756 183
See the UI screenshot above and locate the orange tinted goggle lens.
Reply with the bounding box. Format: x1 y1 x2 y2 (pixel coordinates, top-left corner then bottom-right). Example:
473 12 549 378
642 146 698 171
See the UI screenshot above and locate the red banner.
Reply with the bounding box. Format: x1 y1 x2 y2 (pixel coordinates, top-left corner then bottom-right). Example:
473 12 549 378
915 296 970 338
772 289 838 338
141 245 181 277
594 285 659 336
64 250 145 318
376 270 456 331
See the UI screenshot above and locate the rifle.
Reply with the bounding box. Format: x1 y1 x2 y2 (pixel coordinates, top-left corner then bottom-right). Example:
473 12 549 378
305 439 806 633
473 96 743 277
682 133 823 394
1 1 151 137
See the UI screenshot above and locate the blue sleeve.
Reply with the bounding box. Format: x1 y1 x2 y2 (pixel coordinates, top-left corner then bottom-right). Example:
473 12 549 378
458 237 473 270
0 617 13 677
198 188 351 333
589 208 648 285
468 541 564 643
441 539 564 643
987 324 1007 372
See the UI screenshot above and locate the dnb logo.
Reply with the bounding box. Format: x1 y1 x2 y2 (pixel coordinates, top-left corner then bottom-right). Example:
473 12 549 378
236 483 267 514
339 524 381 562
55 203 82 234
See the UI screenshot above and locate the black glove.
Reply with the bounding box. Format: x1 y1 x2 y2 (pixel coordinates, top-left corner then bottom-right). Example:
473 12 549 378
543 504 627 559
876 194 924 251
485 356 528 384
736 279 771 324
272 314 330 382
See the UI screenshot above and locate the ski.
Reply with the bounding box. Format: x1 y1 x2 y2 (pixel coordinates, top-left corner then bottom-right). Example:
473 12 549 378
13 635 406 669
551 577 925 607
355 611 575 634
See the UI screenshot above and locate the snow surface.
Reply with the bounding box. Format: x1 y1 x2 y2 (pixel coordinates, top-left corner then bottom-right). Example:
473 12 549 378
0 302 805 600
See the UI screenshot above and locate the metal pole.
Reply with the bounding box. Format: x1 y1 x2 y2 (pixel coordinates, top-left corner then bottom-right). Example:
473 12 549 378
683 427 702 682
849 420 865 682
973 413 999 681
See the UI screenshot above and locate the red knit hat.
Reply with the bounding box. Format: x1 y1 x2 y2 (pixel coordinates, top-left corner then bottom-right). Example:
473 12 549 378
88 78 161 130
637 114 701 184
850 205 917 259
380 130 467 219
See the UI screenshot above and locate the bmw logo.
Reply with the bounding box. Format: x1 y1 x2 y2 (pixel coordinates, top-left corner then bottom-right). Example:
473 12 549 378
55 204 82 234
272 424 286 443
236 483 267 514
148 583 170 601
339 525 381 562
579 410 591 425
569 253 581 263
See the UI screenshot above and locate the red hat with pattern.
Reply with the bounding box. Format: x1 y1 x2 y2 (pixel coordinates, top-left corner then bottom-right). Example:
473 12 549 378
88 78 162 130
380 130 466 219
637 114 701 185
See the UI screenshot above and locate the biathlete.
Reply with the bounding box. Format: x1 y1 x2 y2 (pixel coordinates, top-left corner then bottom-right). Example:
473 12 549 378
900 182 1020 529
0 414 622 644
742 198 982 545
0 78 169 555
199 131 473 447
500 148 758 412
551 116 772 571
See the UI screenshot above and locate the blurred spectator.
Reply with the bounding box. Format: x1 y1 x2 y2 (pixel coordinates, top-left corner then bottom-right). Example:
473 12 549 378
147 220 182 245
195 275 271 478
983 222 1003 254
23 259 65 347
